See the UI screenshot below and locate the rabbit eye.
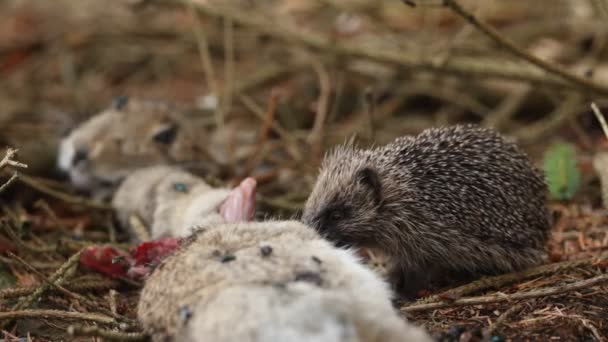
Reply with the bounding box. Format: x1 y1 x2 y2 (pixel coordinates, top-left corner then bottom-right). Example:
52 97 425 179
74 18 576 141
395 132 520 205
111 95 129 110
152 123 178 145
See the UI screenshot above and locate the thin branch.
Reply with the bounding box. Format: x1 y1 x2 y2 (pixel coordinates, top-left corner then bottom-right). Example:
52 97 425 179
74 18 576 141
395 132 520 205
481 84 531 129
0 148 27 194
0 173 19 194
9 252 87 300
413 253 607 305
362 87 377 142
17 174 111 210
0 310 114 324
2 222 56 253
0 256 62 270
443 0 608 96
108 289 118 315
0 278 120 299
484 303 525 336
402 273 608 312
239 94 303 162
178 1 584 91
10 249 84 312
7 253 132 324
68 325 146 341
515 93 584 143
591 102 608 140
185 0 224 131
241 90 280 177
223 17 235 117
0 148 27 170
308 59 332 162
233 62 300 95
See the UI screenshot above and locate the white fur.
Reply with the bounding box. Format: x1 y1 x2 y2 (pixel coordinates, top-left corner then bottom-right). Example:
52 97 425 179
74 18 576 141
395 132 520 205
152 182 230 238
57 98 213 194
57 138 75 172
111 166 230 240
138 221 432 342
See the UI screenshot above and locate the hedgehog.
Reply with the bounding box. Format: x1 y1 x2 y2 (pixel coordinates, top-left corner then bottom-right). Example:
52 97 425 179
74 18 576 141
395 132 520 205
301 124 550 297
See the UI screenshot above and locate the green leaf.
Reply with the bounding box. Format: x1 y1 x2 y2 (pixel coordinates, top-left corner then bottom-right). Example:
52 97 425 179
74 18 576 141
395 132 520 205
543 142 581 201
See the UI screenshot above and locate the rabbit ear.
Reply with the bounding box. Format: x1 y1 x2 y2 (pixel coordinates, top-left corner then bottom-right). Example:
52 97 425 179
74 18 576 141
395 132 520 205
356 167 382 205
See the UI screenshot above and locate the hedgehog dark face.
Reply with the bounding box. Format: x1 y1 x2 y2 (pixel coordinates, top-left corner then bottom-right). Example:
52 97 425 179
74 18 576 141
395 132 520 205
302 146 383 247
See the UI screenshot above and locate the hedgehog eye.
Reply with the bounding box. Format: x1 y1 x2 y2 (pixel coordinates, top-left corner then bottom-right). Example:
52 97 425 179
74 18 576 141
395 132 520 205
329 211 343 221
152 123 179 145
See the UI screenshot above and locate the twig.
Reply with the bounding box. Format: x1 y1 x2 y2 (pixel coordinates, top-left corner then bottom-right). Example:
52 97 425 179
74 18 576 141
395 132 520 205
308 59 332 162
0 173 19 194
0 148 27 194
578 317 603 342
233 63 300 95
1 330 20 340
591 102 608 140
7 253 132 324
327 71 345 124
185 0 223 131
9 252 86 300
402 273 608 312
362 87 376 142
413 254 607 305
178 1 584 90
241 90 280 177
10 249 84 312
0 310 114 324
443 0 608 96
108 289 118 315
485 302 525 336
34 199 64 231
0 256 62 270
68 325 146 341
0 278 120 299
17 174 111 210
223 17 235 117
239 94 302 162
2 221 56 253
0 148 27 170
515 93 584 143
482 84 531 129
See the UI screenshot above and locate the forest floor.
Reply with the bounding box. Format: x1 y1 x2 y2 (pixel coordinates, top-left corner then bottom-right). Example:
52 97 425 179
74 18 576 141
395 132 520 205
0 1 607 341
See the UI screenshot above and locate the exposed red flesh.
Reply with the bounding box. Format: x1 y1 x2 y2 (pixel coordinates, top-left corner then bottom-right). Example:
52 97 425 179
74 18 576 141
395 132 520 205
80 178 257 280
132 237 182 266
80 245 132 278
80 237 183 280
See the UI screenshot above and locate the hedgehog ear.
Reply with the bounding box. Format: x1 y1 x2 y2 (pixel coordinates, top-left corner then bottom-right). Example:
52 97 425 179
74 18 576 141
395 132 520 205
357 167 382 205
